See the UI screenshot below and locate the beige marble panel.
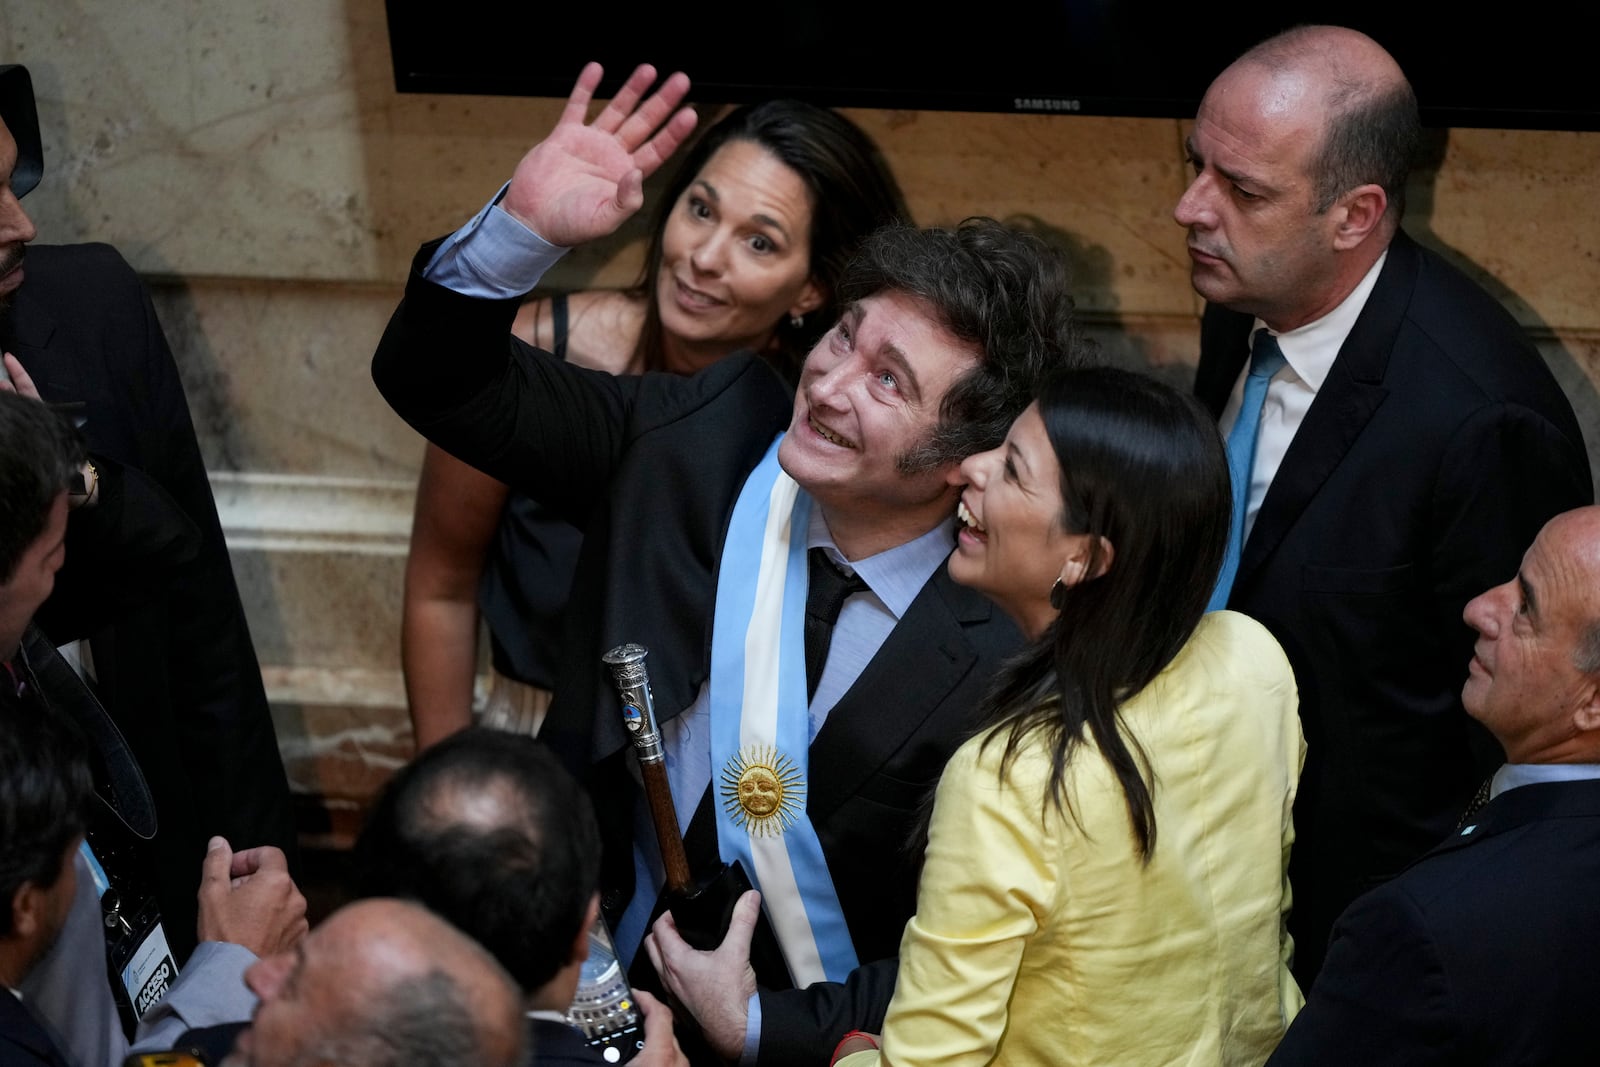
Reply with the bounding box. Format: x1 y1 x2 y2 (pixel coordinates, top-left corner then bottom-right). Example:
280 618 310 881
148 277 421 478
1410 129 1600 332
842 108 1195 316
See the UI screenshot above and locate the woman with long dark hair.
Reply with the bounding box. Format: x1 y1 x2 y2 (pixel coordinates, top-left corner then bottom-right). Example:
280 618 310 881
404 100 907 748
834 367 1304 1066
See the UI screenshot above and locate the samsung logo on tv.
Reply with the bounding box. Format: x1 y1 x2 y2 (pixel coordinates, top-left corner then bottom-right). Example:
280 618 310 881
1014 98 1082 113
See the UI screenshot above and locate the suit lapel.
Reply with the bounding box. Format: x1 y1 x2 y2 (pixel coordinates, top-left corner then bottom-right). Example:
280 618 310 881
7 276 93 435
806 563 990 825
1420 777 1600 860
1234 237 1420 590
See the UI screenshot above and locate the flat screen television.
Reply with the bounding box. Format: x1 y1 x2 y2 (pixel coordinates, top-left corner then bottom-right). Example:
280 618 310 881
385 2 1600 131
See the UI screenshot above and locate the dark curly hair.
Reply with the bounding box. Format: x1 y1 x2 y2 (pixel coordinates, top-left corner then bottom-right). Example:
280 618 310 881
837 217 1096 471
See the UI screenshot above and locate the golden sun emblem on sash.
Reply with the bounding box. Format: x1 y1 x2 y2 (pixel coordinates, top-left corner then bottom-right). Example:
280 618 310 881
720 746 805 836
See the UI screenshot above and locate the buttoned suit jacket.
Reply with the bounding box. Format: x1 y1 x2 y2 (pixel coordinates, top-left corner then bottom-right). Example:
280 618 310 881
1194 230 1592 984
5 243 297 959
373 245 1021 1067
1266 778 1600 1066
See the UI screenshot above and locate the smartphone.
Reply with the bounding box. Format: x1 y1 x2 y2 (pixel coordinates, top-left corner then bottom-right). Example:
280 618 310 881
564 914 646 1064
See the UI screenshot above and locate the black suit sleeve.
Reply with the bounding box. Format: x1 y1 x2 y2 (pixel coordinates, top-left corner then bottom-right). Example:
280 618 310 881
37 456 203 637
755 958 899 1067
1430 401 1593 767
1429 400 1592 620
372 246 633 526
119 264 298 861
1267 886 1457 1066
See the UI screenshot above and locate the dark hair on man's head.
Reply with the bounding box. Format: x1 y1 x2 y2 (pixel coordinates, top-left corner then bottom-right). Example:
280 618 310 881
0 392 84 582
354 728 601 994
633 98 909 371
980 367 1230 862
0 703 93 936
838 218 1094 471
1240 25 1420 218
1310 78 1418 216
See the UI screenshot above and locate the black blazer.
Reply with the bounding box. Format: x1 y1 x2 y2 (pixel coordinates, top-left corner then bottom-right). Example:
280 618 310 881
6 243 298 958
1194 231 1592 984
374 248 1021 1066
0 988 74 1067
1267 778 1600 1066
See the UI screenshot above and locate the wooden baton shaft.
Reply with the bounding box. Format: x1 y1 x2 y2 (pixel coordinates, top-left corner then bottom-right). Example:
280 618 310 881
640 760 693 894
603 643 695 897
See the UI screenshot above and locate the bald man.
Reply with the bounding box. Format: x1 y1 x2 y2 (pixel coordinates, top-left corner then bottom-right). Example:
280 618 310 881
1266 506 1600 1064
221 899 524 1067
1178 25 1591 984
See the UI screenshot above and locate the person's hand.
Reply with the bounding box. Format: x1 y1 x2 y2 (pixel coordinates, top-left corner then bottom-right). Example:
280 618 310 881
195 836 309 958
631 989 689 1067
642 889 761 1062
500 62 697 248
0 352 41 399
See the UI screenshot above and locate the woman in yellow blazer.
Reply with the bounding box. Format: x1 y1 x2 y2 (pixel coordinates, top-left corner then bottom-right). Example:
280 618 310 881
835 367 1304 1067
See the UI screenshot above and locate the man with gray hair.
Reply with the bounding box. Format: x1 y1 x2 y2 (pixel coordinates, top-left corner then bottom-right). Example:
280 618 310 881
222 898 525 1067
1267 505 1600 1064
1177 25 1591 984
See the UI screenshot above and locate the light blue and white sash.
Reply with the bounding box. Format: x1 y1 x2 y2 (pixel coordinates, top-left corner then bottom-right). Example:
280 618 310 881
709 434 859 987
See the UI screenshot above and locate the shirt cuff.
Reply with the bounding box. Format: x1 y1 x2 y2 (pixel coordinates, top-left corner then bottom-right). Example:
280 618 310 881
130 940 259 1049
423 183 569 298
740 991 762 1064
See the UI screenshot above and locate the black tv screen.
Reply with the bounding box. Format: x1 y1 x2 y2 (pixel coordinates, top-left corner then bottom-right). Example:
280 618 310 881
386 2 1600 131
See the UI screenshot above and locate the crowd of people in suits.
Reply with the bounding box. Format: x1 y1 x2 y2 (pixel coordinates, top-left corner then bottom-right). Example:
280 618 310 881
2 18 1598 1067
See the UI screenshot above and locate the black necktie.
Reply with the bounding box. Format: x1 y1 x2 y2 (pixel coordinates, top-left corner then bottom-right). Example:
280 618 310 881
804 548 868 700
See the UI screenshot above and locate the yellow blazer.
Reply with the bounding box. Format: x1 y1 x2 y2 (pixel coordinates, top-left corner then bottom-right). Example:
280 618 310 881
840 611 1304 1066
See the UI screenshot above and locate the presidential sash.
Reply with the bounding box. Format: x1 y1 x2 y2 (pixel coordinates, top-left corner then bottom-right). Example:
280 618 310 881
709 434 859 986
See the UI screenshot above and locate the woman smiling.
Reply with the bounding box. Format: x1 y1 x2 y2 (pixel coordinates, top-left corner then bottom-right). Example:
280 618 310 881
403 100 907 748
835 367 1304 1066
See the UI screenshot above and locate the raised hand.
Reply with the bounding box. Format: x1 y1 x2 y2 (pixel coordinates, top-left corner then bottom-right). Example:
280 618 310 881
500 62 697 249
195 836 309 958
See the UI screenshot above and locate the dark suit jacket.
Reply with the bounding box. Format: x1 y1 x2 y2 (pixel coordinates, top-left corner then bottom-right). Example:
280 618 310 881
1267 778 1600 1066
0 988 74 1067
374 246 1021 1067
5 243 297 959
1194 231 1593 984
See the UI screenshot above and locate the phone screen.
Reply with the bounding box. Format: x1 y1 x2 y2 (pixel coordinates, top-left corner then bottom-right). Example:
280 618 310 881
564 915 645 1063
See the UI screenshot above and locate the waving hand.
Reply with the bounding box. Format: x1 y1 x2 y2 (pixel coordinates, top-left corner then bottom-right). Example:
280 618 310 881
500 62 697 248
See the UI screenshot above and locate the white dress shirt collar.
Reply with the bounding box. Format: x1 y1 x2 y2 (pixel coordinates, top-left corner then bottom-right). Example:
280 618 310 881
1252 249 1388 393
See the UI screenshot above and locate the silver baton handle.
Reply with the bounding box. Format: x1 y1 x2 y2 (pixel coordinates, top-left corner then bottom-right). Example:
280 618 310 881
602 643 665 764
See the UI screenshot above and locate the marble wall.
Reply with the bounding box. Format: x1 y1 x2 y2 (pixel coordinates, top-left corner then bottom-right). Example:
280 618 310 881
6 1 1599 841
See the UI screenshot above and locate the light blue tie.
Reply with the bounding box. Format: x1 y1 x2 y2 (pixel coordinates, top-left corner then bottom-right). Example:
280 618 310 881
1208 329 1286 611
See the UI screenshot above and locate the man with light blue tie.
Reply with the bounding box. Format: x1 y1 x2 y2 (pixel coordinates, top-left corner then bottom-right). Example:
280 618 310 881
1179 25 1591 987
